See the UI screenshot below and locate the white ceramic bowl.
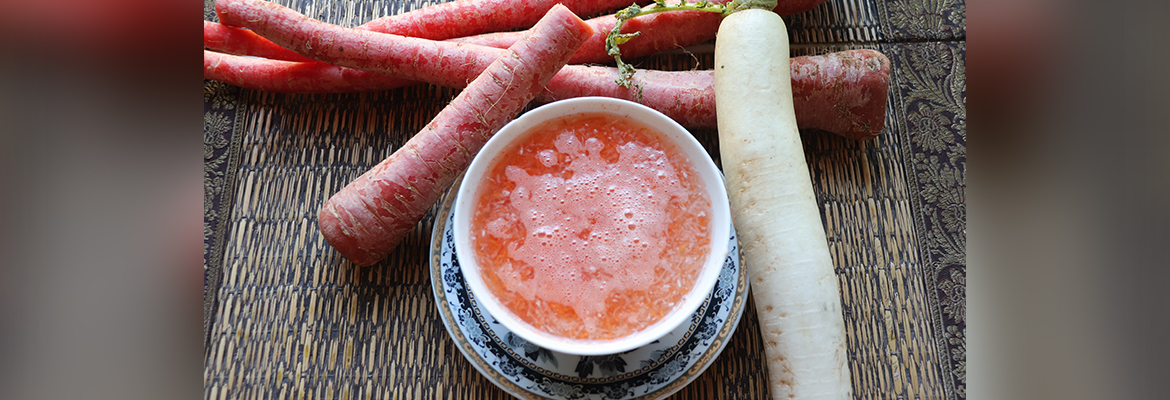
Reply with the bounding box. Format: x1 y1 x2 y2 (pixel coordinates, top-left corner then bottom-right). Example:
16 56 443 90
452 97 730 355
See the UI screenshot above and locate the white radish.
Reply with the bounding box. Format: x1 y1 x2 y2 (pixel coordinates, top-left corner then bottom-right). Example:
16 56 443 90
714 6 852 400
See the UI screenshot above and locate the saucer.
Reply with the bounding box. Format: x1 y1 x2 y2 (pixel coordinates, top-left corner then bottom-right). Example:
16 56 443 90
430 179 748 400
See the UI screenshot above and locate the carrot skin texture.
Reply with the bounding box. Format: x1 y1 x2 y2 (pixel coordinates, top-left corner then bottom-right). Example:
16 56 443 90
215 0 501 89
538 50 891 140
203 51 417 93
570 11 722 65
205 0 650 63
204 20 315 63
316 5 594 266
537 66 716 128
203 49 889 140
449 11 724 65
448 0 830 65
355 0 644 39
790 50 891 140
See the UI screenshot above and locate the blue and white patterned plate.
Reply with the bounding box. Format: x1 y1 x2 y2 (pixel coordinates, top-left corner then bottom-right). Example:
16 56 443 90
429 179 748 400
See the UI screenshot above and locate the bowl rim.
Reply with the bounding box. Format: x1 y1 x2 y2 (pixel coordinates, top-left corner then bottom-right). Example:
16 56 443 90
452 97 730 356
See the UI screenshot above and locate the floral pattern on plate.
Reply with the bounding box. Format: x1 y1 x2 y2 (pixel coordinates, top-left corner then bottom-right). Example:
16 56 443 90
430 185 748 400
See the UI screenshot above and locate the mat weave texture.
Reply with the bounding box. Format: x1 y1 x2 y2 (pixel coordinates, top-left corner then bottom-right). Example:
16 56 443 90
203 0 966 398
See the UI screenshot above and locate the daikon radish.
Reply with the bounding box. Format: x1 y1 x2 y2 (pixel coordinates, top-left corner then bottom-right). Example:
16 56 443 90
713 4 852 400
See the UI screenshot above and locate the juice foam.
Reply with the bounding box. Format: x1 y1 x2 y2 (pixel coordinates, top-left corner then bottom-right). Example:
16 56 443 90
471 113 711 340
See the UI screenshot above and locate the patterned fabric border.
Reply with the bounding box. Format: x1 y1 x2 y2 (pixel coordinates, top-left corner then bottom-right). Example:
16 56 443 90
876 0 966 42
203 80 247 347
886 40 967 399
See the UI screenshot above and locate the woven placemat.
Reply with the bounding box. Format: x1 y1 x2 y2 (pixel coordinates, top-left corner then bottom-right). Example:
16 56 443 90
203 0 966 398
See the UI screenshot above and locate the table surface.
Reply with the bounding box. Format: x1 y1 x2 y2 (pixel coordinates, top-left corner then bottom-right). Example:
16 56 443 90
202 0 966 398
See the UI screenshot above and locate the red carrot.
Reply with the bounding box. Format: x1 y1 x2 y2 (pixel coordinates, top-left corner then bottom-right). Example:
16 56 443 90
204 49 889 140
538 50 891 139
203 51 416 93
789 49 892 141
215 0 503 89
449 0 830 65
316 5 594 266
205 0 651 61
205 7 716 67
206 0 822 66
203 20 315 62
354 0 642 39
449 10 721 65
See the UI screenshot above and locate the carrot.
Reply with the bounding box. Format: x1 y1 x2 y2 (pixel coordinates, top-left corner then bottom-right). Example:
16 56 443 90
203 51 416 93
214 0 506 89
354 0 643 39
448 7 724 65
788 49 891 141
203 20 315 63
539 52 889 140
713 3 851 399
316 5 594 267
204 0 651 61
449 0 828 65
204 49 889 140
204 0 818 67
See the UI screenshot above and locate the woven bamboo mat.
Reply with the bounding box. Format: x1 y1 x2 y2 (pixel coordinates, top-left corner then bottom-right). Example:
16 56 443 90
203 0 966 398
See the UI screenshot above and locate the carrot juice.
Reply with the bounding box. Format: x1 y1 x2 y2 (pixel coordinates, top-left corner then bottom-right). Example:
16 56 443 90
470 112 712 341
